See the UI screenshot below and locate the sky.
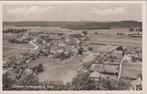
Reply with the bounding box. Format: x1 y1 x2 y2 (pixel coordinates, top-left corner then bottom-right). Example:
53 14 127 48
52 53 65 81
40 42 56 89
3 4 142 22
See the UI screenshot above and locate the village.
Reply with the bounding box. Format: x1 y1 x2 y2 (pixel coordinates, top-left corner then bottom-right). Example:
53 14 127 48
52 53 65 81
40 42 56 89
2 27 142 90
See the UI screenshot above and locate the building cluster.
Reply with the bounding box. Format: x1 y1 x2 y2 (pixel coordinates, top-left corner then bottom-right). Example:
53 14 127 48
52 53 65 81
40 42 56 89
76 45 142 90
3 31 89 86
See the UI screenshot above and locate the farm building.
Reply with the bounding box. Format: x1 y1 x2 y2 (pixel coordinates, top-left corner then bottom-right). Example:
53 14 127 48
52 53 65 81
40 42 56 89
129 53 142 62
130 74 142 90
82 53 99 64
89 71 101 81
97 45 115 53
121 63 142 80
15 58 26 65
105 55 122 64
58 41 66 48
100 64 119 75
89 63 103 72
121 71 142 80
3 59 14 68
108 61 120 65
23 68 33 76
77 68 89 74
111 50 123 59
64 37 71 43
100 73 117 80
122 54 132 62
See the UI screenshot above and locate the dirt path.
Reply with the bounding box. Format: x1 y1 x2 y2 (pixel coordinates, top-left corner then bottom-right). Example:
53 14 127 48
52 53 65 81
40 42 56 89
117 54 128 81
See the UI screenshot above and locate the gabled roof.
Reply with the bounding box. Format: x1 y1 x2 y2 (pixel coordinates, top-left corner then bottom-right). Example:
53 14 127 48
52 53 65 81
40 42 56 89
82 54 99 63
101 64 119 74
97 45 118 53
89 71 101 78
137 73 142 80
89 63 103 71
101 73 117 80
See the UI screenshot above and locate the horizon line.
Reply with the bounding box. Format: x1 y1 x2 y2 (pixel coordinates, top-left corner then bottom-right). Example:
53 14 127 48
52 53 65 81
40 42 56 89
3 20 142 23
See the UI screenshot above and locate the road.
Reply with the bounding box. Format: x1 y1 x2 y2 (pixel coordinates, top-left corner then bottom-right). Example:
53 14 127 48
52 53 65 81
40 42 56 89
117 54 128 81
29 40 39 50
3 45 30 49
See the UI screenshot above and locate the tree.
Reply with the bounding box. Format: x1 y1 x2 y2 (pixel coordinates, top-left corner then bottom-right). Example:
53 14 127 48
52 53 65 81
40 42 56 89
6 56 17 67
116 79 130 90
94 32 98 34
71 72 89 90
129 28 134 32
31 64 44 73
15 74 41 90
88 47 93 51
3 72 15 90
99 78 130 90
78 47 84 55
38 64 44 72
82 31 87 35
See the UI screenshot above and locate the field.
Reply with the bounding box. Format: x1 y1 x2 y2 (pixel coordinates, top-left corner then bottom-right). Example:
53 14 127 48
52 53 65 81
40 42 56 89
29 55 87 83
3 33 33 59
121 63 142 79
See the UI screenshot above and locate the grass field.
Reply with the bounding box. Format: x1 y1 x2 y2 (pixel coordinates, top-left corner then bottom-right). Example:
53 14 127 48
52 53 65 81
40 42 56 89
88 33 141 47
29 55 87 83
3 33 33 59
121 63 142 79
3 46 29 59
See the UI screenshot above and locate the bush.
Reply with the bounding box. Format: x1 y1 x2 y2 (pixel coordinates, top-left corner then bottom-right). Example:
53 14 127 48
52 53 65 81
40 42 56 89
88 47 93 51
31 64 44 73
3 72 15 90
129 28 134 32
82 31 87 35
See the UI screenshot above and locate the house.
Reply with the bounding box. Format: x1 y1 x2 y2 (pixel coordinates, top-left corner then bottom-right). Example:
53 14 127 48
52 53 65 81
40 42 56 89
89 63 103 72
82 53 99 64
64 37 72 44
89 71 101 81
111 50 123 59
74 38 81 45
97 45 115 53
121 64 142 81
77 68 89 74
100 64 119 75
24 68 33 76
3 59 13 68
129 53 142 62
58 41 66 48
100 73 117 80
130 74 142 90
108 61 120 65
128 27 142 38
15 57 26 65
107 57 121 65
123 54 132 62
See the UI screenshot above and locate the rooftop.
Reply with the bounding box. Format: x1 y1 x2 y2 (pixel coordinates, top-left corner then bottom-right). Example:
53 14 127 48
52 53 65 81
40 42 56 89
89 71 101 78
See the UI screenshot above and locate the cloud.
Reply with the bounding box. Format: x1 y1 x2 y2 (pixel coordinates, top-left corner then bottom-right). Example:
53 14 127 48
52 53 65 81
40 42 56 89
91 7 126 16
7 6 53 16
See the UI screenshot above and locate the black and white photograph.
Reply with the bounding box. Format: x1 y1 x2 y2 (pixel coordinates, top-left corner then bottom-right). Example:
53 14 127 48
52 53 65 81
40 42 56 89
1 1 146 91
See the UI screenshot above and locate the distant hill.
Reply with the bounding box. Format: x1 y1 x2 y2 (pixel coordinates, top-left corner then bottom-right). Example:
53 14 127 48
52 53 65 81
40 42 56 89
3 20 142 30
